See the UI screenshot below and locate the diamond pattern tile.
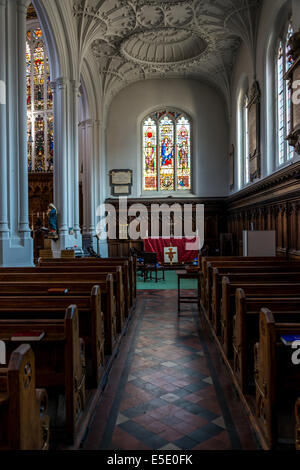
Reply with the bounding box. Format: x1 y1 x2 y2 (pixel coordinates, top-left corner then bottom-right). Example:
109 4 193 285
83 289 259 450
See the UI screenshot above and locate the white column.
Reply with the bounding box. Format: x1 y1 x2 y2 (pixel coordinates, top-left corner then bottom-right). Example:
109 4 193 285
95 120 108 257
17 0 31 237
72 80 81 240
81 119 96 251
0 0 9 240
51 77 82 252
0 0 33 266
53 77 69 247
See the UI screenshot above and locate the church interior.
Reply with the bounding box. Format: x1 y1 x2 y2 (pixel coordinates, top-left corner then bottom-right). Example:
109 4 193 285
1 0 300 453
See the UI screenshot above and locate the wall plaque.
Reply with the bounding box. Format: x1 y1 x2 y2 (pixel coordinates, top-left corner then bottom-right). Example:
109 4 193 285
110 169 133 196
247 81 261 181
110 170 132 185
112 184 132 196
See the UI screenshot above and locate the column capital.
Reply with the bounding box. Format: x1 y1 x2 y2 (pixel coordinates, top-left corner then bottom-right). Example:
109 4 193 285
50 77 69 91
17 0 31 14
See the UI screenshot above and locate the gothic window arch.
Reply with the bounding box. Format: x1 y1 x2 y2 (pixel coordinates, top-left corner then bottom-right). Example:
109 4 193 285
26 20 53 172
276 21 294 166
143 110 191 193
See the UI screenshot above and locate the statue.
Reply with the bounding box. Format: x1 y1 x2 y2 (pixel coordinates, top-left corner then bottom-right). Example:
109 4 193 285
47 203 58 237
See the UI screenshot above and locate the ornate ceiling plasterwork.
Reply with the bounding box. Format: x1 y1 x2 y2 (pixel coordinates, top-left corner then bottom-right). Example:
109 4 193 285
73 0 262 114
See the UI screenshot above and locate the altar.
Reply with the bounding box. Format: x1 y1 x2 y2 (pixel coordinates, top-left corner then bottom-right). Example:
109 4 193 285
144 237 199 263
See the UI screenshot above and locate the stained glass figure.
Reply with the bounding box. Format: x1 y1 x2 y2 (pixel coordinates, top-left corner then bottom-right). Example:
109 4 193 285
276 21 294 166
176 117 191 190
143 118 157 191
26 14 53 172
142 110 191 192
286 23 294 161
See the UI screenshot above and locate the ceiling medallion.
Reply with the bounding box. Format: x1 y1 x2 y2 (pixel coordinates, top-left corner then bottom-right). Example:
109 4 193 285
120 27 208 67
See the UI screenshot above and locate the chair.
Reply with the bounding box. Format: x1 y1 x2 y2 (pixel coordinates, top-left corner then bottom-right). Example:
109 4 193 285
140 252 165 282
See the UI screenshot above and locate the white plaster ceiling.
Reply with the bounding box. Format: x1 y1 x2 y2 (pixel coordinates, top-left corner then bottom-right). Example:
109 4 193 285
73 0 262 111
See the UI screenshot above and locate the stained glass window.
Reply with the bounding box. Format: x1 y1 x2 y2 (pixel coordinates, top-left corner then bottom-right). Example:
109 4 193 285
143 110 191 192
243 95 250 184
276 22 294 166
26 20 53 172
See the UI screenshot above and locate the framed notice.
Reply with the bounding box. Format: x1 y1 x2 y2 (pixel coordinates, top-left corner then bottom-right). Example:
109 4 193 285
112 184 131 196
247 81 261 181
110 169 133 196
110 170 132 186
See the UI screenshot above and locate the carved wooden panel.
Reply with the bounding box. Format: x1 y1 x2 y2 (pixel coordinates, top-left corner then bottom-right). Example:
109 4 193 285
28 173 53 229
105 197 226 257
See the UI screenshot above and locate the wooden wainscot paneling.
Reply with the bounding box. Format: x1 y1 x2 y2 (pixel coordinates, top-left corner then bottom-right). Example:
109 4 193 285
227 161 300 259
28 172 53 229
105 197 226 258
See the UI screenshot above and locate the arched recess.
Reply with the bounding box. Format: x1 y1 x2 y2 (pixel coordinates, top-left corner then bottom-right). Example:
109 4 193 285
28 0 82 253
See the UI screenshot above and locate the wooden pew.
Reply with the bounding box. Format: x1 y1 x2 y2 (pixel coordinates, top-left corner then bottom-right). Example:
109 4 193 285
0 305 85 444
0 344 49 450
255 308 300 449
208 262 300 321
0 266 127 332
0 272 116 355
221 276 300 356
40 257 136 308
200 256 286 306
0 286 104 388
234 290 300 393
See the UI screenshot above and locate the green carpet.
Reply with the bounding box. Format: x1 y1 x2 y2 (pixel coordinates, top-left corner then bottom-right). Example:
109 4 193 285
137 269 197 290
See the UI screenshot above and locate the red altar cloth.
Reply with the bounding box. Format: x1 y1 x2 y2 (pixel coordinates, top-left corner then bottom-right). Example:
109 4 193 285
144 238 199 263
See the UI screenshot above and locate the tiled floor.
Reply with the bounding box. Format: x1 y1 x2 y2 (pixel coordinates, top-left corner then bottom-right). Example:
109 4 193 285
83 290 259 450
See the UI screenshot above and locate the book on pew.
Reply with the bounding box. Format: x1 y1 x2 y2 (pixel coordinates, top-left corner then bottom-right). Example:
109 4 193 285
48 288 69 294
280 335 300 346
11 331 45 341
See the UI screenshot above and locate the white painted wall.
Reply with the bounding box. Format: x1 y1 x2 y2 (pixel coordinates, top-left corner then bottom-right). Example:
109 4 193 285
230 0 300 194
106 78 229 198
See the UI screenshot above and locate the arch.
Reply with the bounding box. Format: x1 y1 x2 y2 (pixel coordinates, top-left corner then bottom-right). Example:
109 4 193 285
32 0 78 81
264 0 294 174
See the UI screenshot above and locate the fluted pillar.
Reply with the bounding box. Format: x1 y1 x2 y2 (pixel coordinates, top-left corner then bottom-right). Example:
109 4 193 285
0 0 33 266
95 120 108 257
53 78 69 241
0 0 9 239
80 119 96 252
51 77 82 252
17 0 31 237
72 81 81 239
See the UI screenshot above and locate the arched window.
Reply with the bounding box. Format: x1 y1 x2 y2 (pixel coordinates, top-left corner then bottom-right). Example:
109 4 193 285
26 22 53 172
276 22 294 166
143 110 191 192
243 95 250 184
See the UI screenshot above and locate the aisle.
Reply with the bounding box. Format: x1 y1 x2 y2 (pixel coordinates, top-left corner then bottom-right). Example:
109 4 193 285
83 291 258 450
